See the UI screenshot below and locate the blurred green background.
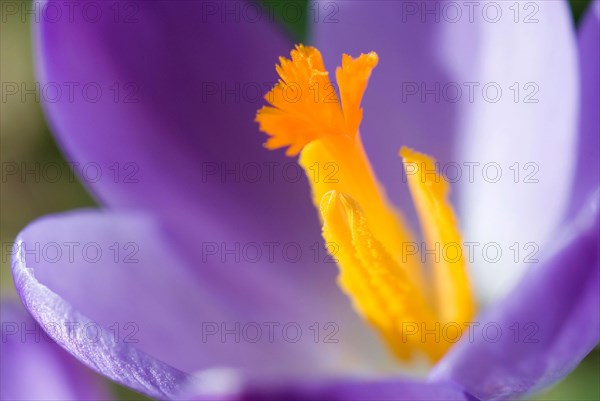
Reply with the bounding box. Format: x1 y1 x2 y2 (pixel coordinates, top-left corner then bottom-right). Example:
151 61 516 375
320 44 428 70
1 1 597 400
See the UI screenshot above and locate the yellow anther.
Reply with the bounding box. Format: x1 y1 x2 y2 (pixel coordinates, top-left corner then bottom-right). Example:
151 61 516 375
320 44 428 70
401 147 476 324
320 191 446 361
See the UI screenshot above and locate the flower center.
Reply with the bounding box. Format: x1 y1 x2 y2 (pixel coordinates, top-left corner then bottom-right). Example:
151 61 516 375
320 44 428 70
256 45 476 362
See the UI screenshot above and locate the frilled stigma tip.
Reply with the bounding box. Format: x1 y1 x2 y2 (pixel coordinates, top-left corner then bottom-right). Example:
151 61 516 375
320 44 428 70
255 45 379 156
365 51 378 65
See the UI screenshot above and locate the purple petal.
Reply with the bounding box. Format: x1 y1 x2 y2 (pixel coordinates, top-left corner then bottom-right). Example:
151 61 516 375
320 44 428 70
11 214 191 400
451 1 580 302
569 0 600 217
34 0 379 377
177 373 470 401
35 0 320 238
429 197 600 400
313 1 580 303
1 299 111 400
11 209 395 398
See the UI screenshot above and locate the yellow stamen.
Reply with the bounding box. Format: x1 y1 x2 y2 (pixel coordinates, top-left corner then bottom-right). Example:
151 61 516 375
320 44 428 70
401 147 477 324
320 190 446 361
255 45 476 362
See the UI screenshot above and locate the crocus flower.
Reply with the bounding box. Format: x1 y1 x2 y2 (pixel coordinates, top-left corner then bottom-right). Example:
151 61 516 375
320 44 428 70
11 1 599 400
1 299 110 400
